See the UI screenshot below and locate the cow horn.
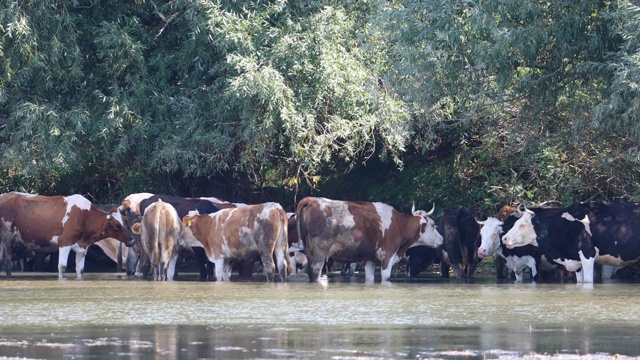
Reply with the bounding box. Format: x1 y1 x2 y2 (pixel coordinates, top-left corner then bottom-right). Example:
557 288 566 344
476 218 485 225
426 203 435 216
523 205 535 216
517 204 524 214
106 214 112 220
411 202 416 214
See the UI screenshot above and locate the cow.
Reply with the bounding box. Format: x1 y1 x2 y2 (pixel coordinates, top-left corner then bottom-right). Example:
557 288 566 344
502 202 640 283
182 202 291 282
135 194 220 279
501 206 595 283
296 197 443 283
477 206 563 282
436 207 482 279
0 192 135 279
131 200 186 281
118 193 157 275
404 245 440 278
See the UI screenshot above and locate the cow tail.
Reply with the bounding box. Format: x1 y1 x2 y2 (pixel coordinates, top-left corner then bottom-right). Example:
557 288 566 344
280 210 292 276
296 199 310 251
154 202 163 278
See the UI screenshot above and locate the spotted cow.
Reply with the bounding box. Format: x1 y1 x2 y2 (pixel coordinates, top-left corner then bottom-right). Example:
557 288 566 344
296 197 443 283
183 202 291 282
0 192 134 279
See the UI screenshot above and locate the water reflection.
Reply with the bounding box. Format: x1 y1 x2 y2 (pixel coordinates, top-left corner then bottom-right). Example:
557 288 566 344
0 274 639 358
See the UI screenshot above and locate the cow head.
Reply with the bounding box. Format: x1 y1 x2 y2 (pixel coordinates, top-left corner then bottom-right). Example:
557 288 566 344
413 203 443 248
496 205 519 221
476 217 503 258
501 207 538 249
104 208 135 247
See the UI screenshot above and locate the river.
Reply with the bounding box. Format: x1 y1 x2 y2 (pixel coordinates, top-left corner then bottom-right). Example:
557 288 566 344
0 272 638 359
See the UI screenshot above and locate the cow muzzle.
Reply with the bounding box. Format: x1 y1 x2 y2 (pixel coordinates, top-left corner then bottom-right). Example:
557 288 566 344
502 236 515 249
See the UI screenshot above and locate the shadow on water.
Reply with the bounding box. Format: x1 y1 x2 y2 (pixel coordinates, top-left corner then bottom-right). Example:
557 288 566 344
0 272 639 359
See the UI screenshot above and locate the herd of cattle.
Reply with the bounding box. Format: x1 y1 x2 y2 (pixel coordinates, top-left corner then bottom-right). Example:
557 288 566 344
0 191 639 284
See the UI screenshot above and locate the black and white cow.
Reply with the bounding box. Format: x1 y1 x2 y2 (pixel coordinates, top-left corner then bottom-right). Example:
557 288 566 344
558 202 640 279
501 206 595 283
477 206 562 282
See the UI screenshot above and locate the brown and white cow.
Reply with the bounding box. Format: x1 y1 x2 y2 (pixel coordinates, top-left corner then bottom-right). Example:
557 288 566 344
183 202 291 282
296 197 443 283
131 199 187 281
0 192 134 279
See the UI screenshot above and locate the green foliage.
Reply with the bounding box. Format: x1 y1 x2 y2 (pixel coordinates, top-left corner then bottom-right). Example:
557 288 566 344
1 0 640 210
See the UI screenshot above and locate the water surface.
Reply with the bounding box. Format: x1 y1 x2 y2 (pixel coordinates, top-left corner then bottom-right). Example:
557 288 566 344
0 273 638 359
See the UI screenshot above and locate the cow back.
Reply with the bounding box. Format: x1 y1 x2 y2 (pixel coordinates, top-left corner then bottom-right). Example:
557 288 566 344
0 192 68 247
140 195 220 218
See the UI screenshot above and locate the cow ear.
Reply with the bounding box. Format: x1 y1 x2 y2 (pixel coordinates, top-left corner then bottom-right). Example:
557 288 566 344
131 223 142 234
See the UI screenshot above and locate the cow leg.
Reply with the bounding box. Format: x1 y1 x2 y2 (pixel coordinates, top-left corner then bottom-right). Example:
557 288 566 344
452 265 464 280
601 265 620 279
530 265 538 282
495 256 508 279
274 249 287 282
126 246 139 276
166 254 179 281
0 239 11 277
73 245 88 280
58 245 73 279
380 253 400 282
440 262 450 278
364 261 375 282
578 250 595 284
212 258 225 281
260 252 276 282
514 270 525 282
223 259 233 281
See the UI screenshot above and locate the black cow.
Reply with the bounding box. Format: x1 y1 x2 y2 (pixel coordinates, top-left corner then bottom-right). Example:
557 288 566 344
436 207 482 279
404 245 440 278
138 195 220 280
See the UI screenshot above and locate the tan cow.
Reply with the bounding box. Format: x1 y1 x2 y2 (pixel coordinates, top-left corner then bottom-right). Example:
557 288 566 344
297 197 443 283
0 192 134 279
183 202 291 282
131 199 188 281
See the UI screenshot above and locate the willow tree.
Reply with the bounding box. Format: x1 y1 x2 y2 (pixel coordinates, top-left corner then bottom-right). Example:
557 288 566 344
1 0 411 200
372 0 640 206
